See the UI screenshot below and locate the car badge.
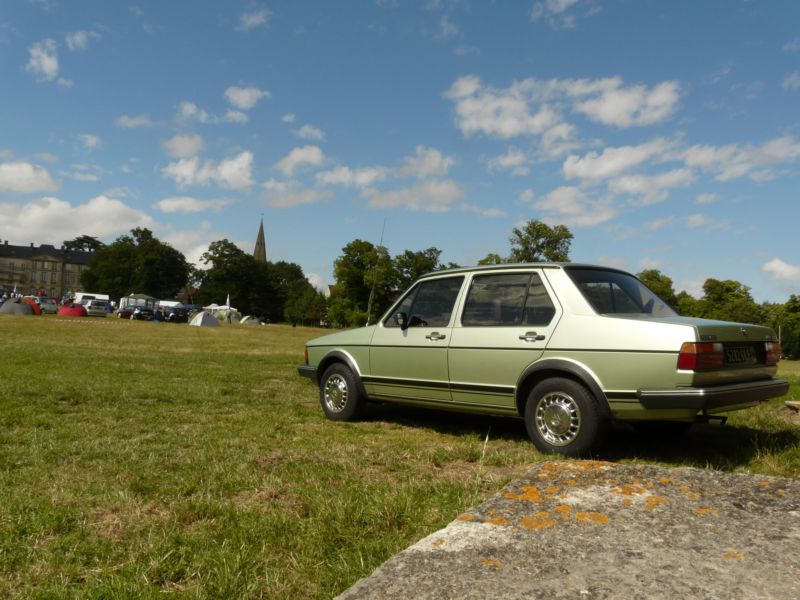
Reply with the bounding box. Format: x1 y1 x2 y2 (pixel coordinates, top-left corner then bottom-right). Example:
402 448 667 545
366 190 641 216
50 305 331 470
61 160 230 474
740 327 748 336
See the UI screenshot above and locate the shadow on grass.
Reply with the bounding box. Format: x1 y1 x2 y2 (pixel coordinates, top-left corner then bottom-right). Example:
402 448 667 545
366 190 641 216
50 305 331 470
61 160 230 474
361 402 800 473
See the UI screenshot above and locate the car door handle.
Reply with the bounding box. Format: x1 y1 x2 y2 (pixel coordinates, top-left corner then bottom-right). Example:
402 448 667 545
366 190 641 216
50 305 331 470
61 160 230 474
519 332 546 342
425 332 447 341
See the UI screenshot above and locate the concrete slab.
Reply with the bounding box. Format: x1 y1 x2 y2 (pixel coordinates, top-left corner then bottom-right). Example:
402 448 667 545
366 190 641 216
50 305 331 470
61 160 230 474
337 461 800 599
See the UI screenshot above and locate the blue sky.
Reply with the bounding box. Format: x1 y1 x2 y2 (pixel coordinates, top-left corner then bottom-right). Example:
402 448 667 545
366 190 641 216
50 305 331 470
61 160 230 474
1 0 799 302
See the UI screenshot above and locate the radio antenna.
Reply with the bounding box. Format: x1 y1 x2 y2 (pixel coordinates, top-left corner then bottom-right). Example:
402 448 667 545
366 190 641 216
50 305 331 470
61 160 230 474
365 217 387 325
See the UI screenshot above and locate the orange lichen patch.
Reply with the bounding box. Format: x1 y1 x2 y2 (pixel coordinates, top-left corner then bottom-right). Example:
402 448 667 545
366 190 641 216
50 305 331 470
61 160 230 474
457 513 475 522
554 504 571 520
644 482 654 489
723 551 745 560
482 559 503 569
543 486 560 494
431 538 446 548
777 490 786 497
658 477 672 485
758 481 771 488
487 509 498 515
520 511 556 531
679 486 701 500
612 484 646 496
504 486 542 502
575 512 610 525
623 499 634 507
692 508 718 517
565 479 577 485
485 517 509 526
645 496 668 510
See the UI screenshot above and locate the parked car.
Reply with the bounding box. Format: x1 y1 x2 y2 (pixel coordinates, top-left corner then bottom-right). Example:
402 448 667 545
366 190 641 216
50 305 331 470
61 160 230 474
164 307 189 323
84 299 109 317
298 263 788 456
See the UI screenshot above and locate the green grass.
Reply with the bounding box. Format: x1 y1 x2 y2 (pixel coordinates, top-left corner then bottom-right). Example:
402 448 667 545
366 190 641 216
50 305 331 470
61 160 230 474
0 316 798 598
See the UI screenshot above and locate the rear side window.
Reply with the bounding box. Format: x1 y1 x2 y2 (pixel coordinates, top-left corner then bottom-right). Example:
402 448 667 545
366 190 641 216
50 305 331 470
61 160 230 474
384 276 464 328
566 267 678 317
462 273 556 327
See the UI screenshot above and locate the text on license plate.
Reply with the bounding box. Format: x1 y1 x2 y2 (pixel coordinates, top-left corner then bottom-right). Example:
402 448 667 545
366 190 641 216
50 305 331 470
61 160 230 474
725 346 757 365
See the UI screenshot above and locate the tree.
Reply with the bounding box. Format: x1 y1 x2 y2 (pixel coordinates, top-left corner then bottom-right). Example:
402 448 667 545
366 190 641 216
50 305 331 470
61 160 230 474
508 220 573 263
81 228 189 301
477 253 506 265
698 278 767 324
393 247 442 289
637 269 678 310
63 235 105 252
332 239 394 325
772 294 800 359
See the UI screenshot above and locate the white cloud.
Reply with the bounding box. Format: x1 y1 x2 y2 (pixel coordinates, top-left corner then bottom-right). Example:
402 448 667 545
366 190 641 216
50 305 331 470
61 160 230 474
238 7 272 31
25 38 59 82
316 165 390 187
65 30 100 51
225 85 270 110
362 179 463 212
153 196 233 214
608 168 694 205
274 146 326 177
686 214 712 229
282 113 296 123
762 258 800 282
519 188 535 204
644 216 675 230
306 273 330 295
262 179 333 208
573 79 681 127
460 203 507 217
696 193 718 204
0 195 153 243
530 0 591 29
160 221 236 269
177 101 210 123
295 124 326 141
437 15 459 38
639 257 662 269
782 71 800 91
563 138 671 180
224 109 249 123
67 163 103 182
163 134 205 158
77 134 102 150
398 145 454 178
116 114 153 128
0 161 59 193
533 186 616 227
33 152 58 163
162 151 254 191
682 136 800 182
488 147 530 175
784 39 800 53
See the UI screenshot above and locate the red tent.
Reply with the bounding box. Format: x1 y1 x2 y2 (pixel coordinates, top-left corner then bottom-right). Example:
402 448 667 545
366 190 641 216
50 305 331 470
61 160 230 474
57 303 87 317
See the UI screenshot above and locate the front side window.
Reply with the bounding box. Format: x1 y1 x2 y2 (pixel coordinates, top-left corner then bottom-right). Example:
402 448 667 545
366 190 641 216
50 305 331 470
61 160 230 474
462 272 557 326
566 267 678 317
384 277 464 328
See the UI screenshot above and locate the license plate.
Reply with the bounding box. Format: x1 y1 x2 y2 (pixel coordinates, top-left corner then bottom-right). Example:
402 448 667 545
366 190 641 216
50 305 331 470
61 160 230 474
725 346 757 365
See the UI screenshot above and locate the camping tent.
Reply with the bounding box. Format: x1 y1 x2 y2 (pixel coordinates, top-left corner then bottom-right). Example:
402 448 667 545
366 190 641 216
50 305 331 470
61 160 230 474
21 297 42 315
240 315 261 325
189 311 220 327
58 303 87 317
0 299 35 315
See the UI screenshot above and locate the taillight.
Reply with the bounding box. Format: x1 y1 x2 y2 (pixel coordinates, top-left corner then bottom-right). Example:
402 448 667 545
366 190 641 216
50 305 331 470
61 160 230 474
765 342 781 366
304 347 309 365
678 342 724 370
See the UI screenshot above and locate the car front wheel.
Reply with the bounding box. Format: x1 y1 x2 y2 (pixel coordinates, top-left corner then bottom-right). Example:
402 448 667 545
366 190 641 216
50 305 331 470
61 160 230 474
319 363 365 422
524 378 606 457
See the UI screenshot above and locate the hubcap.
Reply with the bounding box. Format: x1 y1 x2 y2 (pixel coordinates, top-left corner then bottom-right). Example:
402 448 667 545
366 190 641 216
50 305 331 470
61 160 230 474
535 392 581 446
323 374 348 412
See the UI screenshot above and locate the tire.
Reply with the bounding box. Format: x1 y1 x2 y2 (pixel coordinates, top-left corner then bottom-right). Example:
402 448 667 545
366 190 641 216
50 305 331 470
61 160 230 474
319 363 366 422
524 377 606 457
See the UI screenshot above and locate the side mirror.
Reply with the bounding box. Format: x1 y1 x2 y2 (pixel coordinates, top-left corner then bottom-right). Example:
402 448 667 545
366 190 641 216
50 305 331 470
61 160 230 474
393 312 408 330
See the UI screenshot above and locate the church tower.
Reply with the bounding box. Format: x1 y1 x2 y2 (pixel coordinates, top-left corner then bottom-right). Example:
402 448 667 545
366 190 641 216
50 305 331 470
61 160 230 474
254 217 267 263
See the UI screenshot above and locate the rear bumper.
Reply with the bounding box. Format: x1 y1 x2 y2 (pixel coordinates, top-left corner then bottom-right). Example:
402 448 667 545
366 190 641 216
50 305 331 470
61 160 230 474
297 365 317 381
637 378 789 410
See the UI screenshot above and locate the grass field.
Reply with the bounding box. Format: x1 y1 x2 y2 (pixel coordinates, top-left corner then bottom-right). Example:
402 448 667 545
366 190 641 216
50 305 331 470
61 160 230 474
1 316 798 598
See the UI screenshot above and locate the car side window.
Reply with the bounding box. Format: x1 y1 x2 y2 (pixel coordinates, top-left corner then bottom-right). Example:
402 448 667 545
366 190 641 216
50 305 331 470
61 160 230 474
462 272 556 327
385 277 464 328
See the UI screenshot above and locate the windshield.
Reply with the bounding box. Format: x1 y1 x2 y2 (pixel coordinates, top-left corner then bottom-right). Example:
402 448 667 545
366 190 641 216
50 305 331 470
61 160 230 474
566 267 678 317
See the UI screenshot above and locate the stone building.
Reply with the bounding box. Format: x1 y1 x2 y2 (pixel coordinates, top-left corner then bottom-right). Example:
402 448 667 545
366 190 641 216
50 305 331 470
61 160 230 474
0 240 93 299
253 218 267 263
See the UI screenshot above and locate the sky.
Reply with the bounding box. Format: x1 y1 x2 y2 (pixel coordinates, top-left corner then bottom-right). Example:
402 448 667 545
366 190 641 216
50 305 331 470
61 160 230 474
1 0 799 303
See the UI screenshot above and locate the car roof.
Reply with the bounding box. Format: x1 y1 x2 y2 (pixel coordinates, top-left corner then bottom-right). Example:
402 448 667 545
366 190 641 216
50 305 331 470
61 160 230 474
416 262 633 280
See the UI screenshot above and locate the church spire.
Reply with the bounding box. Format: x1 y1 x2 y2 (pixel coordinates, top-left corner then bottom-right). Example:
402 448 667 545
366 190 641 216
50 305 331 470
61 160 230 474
254 216 267 263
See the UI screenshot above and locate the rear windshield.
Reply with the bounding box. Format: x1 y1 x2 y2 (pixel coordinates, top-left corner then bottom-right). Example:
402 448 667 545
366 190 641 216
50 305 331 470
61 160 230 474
566 267 677 317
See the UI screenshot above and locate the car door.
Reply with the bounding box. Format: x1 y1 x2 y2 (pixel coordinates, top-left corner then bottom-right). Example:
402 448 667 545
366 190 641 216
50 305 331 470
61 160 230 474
368 276 465 403
447 270 562 409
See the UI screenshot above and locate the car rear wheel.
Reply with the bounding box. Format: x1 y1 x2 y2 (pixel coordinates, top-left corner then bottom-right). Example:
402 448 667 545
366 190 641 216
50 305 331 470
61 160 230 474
319 363 365 422
524 378 606 457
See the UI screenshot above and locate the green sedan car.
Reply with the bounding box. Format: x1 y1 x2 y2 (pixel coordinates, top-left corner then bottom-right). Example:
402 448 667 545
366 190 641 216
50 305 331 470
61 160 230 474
298 264 788 456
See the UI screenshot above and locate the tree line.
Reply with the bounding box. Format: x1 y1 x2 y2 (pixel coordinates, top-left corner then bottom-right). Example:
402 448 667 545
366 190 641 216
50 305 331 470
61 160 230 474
69 222 800 358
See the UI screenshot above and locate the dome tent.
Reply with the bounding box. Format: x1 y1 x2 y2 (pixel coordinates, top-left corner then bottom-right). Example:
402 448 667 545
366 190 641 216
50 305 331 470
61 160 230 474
0 299 35 315
189 311 220 327
58 303 87 317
